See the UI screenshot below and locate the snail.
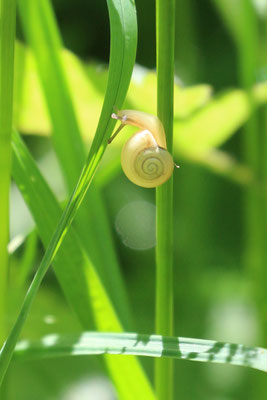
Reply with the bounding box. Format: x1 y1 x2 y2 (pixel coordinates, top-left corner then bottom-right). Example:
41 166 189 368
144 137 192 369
109 110 174 188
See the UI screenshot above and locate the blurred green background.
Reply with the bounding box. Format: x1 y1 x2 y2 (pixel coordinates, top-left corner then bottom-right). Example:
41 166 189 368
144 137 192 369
7 0 267 399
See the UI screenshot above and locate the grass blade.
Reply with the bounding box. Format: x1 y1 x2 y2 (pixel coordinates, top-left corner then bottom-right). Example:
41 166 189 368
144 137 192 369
10 130 154 399
155 0 175 398
238 2 263 279
17 0 86 190
0 0 16 344
18 0 133 329
14 332 267 373
76 188 133 331
11 130 95 327
0 0 137 387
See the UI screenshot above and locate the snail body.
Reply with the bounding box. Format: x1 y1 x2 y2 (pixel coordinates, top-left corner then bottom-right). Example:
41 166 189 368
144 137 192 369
110 110 174 188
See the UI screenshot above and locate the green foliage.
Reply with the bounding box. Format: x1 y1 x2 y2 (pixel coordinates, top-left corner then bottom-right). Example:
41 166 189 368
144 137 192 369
11 131 154 399
0 0 267 399
13 43 267 186
0 2 152 399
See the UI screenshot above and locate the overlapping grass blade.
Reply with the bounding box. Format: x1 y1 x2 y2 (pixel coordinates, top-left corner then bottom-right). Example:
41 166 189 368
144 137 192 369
10 131 154 399
11 131 95 327
0 0 140 391
14 332 267 373
18 0 132 329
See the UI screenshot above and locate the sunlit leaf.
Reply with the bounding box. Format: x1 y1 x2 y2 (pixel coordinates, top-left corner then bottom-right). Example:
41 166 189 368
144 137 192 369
14 331 267 373
14 45 212 138
13 41 267 176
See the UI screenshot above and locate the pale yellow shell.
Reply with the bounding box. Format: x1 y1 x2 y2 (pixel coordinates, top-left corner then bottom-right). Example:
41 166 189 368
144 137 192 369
111 110 174 188
121 130 174 188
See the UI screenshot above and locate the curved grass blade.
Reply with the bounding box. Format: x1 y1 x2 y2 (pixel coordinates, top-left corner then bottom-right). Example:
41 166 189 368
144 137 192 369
14 332 267 373
14 0 149 395
18 0 133 330
0 0 137 388
11 130 95 328
10 130 154 399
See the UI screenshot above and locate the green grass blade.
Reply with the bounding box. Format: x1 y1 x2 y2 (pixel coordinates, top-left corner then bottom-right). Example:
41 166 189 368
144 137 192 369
238 2 263 270
76 188 133 331
17 0 85 190
212 1 264 279
155 0 175 398
9 130 154 399
0 0 16 344
14 332 267 373
0 0 138 388
238 0 267 348
11 130 95 327
18 0 133 329
16 230 38 289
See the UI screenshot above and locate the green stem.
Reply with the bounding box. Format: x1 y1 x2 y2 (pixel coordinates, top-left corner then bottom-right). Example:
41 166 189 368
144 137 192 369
238 2 267 329
155 0 175 399
238 1 261 276
262 12 267 341
0 0 16 344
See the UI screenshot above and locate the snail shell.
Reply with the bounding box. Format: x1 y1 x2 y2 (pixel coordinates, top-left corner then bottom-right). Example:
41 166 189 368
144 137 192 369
111 110 174 188
121 129 174 188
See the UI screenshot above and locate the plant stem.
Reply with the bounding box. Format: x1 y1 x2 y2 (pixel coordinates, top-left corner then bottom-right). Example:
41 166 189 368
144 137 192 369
238 2 267 334
155 0 175 398
239 0 267 353
262 8 267 342
0 0 16 344
238 0 261 274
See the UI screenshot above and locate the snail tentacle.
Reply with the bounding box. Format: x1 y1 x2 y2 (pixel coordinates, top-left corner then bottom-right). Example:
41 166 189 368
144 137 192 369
109 110 175 188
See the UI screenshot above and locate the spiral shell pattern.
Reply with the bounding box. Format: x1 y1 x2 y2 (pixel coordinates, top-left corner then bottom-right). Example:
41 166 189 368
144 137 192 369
135 148 165 181
121 130 174 188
